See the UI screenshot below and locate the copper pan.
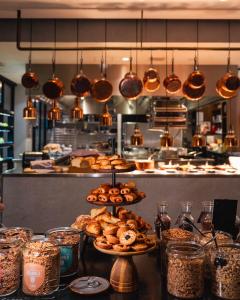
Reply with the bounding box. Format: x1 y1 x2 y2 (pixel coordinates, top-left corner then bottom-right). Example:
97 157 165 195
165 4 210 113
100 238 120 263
71 58 91 97
216 79 237 99
163 57 181 94
143 77 160 93
91 58 113 103
187 56 205 89
219 57 240 92
21 54 39 89
183 81 205 101
119 57 143 100
42 58 64 99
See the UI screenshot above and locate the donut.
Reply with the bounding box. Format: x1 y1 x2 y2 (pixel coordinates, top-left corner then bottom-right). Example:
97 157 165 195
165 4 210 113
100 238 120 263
116 226 130 238
105 234 119 245
119 230 137 246
126 219 138 230
113 244 130 252
131 243 148 252
136 233 146 242
103 224 118 235
95 236 112 250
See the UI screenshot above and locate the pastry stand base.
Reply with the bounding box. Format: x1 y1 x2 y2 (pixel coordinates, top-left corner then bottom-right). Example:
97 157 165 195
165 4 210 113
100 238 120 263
94 242 156 293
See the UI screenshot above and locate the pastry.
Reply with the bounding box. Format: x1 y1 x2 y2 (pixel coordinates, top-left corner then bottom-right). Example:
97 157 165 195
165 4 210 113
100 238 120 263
119 230 137 246
117 221 127 227
98 185 111 194
114 164 129 170
110 195 123 203
116 226 130 238
91 164 100 170
124 181 136 189
111 159 123 165
137 191 146 199
86 222 101 235
113 244 130 252
136 233 146 242
109 188 120 195
126 219 138 230
96 236 112 250
124 193 137 202
90 207 107 219
109 154 120 161
91 189 99 195
107 216 121 224
87 194 98 202
105 234 119 245
103 224 118 235
98 194 109 203
98 213 111 223
131 243 148 251
99 221 109 230
99 159 110 166
71 215 91 231
144 237 155 247
100 165 113 170
120 187 131 195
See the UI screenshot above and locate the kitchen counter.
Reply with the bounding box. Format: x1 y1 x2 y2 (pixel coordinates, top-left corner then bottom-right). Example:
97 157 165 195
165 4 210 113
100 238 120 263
3 244 216 300
2 167 240 232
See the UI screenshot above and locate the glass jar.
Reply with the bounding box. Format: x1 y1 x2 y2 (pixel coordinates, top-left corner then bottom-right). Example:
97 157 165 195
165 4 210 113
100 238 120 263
22 238 60 296
198 201 213 231
46 227 80 277
176 201 194 232
210 243 240 300
155 202 171 239
0 239 21 296
197 231 233 279
167 242 205 299
1 227 33 247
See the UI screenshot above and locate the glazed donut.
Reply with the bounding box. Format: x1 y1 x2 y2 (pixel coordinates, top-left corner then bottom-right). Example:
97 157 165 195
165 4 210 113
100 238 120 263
113 244 130 252
105 234 119 245
119 230 137 246
131 243 148 252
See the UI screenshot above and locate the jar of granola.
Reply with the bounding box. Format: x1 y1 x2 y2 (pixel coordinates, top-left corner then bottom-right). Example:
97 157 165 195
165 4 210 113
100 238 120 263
167 242 205 299
22 238 60 296
46 227 80 277
210 243 240 300
197 231 233 279
0 239 21 296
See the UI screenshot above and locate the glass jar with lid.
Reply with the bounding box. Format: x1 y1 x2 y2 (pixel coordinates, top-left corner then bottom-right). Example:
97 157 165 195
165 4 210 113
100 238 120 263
210 243 240 300
0 238 21 296
167 241 205 299
198 201 213 231
1 227 33 247
46 227 80 277
176 201 195 232
154 202 171 240
22 238 60 296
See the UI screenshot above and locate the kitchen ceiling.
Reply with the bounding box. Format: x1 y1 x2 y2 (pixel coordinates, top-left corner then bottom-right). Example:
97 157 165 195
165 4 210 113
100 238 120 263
0 0 240 19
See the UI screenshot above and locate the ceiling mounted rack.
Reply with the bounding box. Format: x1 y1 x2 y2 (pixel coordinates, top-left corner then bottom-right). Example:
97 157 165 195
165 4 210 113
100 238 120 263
17 10 240 52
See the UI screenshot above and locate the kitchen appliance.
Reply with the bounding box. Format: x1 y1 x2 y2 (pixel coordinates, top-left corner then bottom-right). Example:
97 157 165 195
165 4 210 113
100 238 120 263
22 151 50 168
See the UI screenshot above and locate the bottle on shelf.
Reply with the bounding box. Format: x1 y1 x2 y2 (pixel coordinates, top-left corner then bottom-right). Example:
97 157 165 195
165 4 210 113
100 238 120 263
176 201 194 232
131 123 144 146
197 201 213 231
154 201 171 239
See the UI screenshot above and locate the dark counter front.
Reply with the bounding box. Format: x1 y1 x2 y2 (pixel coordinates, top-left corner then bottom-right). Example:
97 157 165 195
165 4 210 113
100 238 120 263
2 169 240 232
3 245 216 300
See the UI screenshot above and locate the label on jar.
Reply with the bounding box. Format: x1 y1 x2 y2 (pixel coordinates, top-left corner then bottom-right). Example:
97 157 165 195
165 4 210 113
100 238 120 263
60 246 73 273
23 263 45 292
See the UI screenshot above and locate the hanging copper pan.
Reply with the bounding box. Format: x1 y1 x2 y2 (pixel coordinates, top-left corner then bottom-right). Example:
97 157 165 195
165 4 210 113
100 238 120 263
91 58 113 103
216 79 237 99
183 81 206 101
119 57 143 100
163 56 181 94
21 55 39 89
71 57 91 97
219 57 240 92
143 54 160 93
42 58 64 99
187 56 205 89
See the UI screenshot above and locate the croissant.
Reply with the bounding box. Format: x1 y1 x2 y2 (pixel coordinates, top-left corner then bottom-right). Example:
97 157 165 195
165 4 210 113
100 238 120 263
98 194 109 203
124 193 137 202
109 188 120 195
120 187 131 195
87 194 98 202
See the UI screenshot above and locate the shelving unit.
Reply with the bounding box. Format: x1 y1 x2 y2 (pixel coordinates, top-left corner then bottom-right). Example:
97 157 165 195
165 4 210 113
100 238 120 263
0 75 16 173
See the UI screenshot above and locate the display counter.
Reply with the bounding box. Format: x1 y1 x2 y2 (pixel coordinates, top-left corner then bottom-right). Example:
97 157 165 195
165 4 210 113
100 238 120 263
2 167 240 232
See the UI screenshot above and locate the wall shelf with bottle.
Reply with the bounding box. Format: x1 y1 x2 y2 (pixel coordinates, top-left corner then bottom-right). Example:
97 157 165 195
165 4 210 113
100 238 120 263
0 75 16 173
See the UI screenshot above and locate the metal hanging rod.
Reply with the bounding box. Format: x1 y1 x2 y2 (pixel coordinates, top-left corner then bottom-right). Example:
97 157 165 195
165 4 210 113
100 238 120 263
16 10 240 52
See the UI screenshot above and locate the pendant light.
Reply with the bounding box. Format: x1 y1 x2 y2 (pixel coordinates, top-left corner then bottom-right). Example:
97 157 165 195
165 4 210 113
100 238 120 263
192 100 206 147
48 99 61 121
71 97 83 120
23 91 37 120
160 20 173 148
101 103 112 126
224 100 237 148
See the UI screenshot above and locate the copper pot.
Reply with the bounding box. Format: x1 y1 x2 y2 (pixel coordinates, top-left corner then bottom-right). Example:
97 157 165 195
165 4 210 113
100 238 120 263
91 59 113 103
187 57 205 89
143 77 160 93
163 57 182 94
71 58 91 97
135 159 154 171
21 71 39 89
119 57 143 100
216 79 237 99
183 81 205 101
221 71 240 92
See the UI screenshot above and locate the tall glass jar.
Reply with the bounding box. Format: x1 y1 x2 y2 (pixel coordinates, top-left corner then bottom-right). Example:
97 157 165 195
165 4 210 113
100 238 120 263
0 239 21 296
154 202 171 239
210 243 240 300
176 201 194 232
46 227 80 277
167 242 205 299
198 201 213 231
22 238 60 296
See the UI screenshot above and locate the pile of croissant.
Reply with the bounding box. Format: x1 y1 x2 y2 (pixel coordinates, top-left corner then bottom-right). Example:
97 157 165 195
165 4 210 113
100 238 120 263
87 181 145 204
91 154 134 171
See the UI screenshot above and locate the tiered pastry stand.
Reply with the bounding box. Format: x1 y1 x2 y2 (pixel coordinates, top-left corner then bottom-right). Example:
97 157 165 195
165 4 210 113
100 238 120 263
94 241 156 293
